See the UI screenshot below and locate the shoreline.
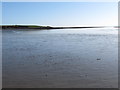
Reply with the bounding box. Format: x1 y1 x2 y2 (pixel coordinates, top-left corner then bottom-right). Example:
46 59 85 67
1 25 104 30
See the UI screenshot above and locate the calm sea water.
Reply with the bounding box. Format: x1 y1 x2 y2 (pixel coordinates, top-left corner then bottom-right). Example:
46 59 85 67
2 28 118 88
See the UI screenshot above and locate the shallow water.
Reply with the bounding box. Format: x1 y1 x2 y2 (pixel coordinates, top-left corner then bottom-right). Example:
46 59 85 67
2 28 118 88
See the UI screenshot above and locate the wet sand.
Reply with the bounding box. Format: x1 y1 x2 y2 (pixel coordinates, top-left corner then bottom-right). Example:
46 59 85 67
2 28 118 88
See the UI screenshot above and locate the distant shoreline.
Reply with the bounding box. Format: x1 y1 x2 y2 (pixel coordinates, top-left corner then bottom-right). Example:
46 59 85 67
1 25 104 30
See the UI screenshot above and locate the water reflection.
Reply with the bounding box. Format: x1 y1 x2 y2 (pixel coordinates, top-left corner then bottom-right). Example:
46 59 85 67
2 28 118 88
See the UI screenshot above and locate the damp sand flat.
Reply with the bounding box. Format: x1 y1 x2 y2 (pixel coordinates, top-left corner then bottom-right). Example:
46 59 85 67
2 28 118 88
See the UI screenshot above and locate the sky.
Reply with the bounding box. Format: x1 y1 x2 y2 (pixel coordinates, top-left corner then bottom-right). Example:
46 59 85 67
2 2 118 26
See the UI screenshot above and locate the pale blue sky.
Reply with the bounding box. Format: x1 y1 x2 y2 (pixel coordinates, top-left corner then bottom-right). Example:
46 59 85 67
2 2 118 26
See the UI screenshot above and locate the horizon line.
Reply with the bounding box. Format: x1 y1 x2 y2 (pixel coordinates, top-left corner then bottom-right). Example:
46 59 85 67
0 24 117 27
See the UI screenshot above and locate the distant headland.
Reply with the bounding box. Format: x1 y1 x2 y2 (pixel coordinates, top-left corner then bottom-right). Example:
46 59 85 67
1 25 104 30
